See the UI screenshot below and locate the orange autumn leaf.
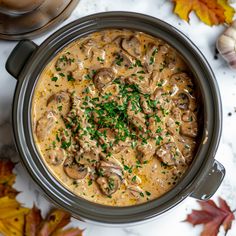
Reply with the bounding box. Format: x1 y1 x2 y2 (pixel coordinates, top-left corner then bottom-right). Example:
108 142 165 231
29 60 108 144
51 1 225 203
172 0 235 26
0 159 18 198
37 209 71 236
25 205 43 236
0 159 83 236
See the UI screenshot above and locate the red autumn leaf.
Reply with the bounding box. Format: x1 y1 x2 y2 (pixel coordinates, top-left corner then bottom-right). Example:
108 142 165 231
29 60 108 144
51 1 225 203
0 159 18 198
52 228 84 236
185 197 235 236
37 209 71 236
25 205 43 236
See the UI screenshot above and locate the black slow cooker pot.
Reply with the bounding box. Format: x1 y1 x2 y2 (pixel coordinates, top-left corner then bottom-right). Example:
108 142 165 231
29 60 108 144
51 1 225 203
5 12 225 225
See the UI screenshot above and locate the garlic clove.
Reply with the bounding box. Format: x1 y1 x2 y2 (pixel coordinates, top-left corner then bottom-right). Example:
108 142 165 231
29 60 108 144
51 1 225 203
217 19 236 68
217 35 235 54
224 26 236 41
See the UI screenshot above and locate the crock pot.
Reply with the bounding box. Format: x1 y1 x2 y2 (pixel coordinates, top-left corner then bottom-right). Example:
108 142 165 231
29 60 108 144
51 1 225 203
5 12 225 226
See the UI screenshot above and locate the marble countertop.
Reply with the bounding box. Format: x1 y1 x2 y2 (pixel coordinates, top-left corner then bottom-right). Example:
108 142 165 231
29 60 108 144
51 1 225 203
1 0 236 235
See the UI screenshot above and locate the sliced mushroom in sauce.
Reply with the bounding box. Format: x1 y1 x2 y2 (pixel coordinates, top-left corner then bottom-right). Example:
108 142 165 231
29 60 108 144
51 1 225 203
47 91 71 116
36 111 57 141
93 68 115 91
63 156 88 180
45 148 66 166
121 36 142 58
96 174 121 196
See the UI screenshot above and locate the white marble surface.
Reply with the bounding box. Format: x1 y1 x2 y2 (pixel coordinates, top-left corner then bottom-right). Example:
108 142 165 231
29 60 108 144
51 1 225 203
1 0 236 235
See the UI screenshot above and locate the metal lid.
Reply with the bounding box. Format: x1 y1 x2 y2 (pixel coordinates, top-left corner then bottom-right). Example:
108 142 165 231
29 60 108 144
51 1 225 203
0 0 79 40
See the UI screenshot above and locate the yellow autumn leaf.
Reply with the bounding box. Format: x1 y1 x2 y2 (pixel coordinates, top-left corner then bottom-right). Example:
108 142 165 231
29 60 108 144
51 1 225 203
0 159 83 236
0 196 20 209
0 212 26 236
0 196 29 235
172 0 235 26
0 206 29 219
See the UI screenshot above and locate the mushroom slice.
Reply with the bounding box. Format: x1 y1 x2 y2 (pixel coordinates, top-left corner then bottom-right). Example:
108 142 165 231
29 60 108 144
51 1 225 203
63 156 88 179
96 174 121 196
136 141 156 163
55 53 77 72
93 68 115 91
47 91 71 115
180 121 198 138
128 186 144 199
36 111 57 141
79 39 96 59
121 36 142 58
121 36 141 57
173 91 196 111
45 148 66 166
156 142 185 166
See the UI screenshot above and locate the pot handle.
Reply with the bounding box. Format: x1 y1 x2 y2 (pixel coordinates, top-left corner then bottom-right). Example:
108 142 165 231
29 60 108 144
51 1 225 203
6 40 38 79
191 160 225 200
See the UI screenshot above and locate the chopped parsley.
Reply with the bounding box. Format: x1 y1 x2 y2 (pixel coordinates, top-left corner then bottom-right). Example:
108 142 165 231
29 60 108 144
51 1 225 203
84 74 92 80
140 192 144 197
61 140 71 149
131 176 137 182
51 76 58 82
124 165 133 173
149 48 158 65
97 57 104 63
67 74 75 82
115 54 124 66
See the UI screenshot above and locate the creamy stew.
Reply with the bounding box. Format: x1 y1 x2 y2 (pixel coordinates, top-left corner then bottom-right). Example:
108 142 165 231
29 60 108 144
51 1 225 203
32 29 201 206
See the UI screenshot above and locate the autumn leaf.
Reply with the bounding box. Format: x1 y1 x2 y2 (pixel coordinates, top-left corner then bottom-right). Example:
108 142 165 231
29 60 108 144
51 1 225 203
37 209 71 236
185 197 235 236
25 205 42 236
0 197 29 236
172 0 235 26
0 159 84 236
0 159 18 198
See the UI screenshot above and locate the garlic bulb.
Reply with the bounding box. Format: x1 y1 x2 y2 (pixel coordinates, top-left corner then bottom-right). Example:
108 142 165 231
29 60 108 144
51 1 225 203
217 20 236 68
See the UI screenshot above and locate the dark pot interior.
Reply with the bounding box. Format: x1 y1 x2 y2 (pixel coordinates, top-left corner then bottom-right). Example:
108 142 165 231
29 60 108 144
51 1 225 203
7 12 223 225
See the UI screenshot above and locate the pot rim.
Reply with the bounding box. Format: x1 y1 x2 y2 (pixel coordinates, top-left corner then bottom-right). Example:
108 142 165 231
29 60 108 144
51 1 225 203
11 11 222 225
